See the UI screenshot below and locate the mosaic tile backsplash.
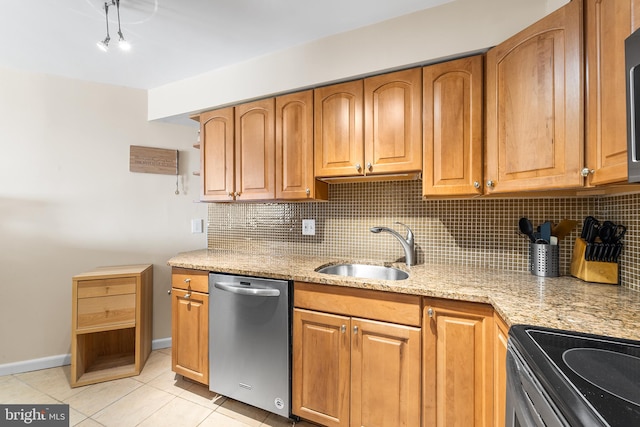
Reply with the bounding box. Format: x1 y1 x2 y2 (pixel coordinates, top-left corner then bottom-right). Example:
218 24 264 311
207 180 640 292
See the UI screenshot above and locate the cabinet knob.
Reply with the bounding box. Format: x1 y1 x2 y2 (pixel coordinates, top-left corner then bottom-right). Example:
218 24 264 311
427 308 434 318
305 188 310 196
167 289 171 295
353 325 358 335
228 192 234 198
473 181 481 189
184 278 191 284
486 180 495 189
581 168 595 177
355 163 362 172
366 162 372 171
234 191 241 197
341 325 346 333
184 292 191 299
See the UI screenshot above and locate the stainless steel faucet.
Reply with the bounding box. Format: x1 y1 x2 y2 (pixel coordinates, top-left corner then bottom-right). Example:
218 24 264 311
370 222 416 266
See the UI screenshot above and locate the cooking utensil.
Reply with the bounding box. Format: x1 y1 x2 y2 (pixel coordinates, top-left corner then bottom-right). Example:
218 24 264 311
519 218 536 243
551 219 578 241
540 221 552 244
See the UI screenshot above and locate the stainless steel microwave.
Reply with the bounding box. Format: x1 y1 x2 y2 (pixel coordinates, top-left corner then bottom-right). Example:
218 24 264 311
627 27 640 182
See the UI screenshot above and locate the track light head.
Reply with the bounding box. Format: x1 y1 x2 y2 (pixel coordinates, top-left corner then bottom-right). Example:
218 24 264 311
96 36 110 52
118 32 131 51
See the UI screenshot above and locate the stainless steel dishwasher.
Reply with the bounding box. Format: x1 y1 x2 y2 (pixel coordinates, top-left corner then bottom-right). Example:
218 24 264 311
209 273 291 418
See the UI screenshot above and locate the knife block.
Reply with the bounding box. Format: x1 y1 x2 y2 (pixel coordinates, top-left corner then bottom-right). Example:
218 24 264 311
570 238 618 284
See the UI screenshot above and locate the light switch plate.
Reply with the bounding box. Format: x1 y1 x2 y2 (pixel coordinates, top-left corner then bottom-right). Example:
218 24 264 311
302 219 315 236
191 218 203 234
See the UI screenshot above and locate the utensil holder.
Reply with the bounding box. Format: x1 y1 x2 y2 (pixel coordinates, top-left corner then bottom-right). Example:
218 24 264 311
530 242 559 277
570 238 619 284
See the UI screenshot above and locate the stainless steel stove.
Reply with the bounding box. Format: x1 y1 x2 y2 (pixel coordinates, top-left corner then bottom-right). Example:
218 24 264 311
506 325 640 426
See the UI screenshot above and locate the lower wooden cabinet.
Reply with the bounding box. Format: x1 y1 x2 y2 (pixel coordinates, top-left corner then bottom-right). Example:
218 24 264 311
171 268 209 385
493 313 510 427
423 297 494 427
292 282 422 427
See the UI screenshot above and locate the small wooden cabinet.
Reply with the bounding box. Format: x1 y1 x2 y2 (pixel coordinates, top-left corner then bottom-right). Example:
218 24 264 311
584 0 640 185
423 55 484 197
485 0 584 193
314 69 422 179
293 282 421 427
171 268 209 385
71 264 153 387
423 297 494 427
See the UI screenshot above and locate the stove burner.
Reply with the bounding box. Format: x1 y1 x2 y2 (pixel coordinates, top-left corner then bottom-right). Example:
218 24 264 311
563 348 640 407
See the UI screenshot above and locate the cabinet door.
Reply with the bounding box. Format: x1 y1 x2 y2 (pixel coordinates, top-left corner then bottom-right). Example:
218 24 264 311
171 289 209 385
235 98 275 200
276 90 316 199
423 56 483 197
314 80 364 177
493 314 510 427
364 68 422 175
423 298 493 427
200 107 235 201
351 318 421 427
293 308 350 427
485 0 583 193
585 0 637 185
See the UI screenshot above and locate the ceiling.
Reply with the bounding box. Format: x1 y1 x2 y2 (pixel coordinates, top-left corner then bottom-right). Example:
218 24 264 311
0 0 451 90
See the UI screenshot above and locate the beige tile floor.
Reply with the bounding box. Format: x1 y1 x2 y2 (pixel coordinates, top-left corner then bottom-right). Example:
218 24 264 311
0 348 317 427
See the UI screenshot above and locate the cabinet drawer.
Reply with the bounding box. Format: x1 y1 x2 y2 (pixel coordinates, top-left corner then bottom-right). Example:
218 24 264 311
172 268 209 293
77 294 136 329
294 282 421 327
77 277 136 298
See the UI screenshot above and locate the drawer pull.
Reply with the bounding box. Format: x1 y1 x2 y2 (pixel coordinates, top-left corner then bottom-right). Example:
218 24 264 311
184 278 191 284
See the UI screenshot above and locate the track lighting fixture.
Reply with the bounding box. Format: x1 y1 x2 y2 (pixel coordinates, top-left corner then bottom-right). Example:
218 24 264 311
97 0 130 52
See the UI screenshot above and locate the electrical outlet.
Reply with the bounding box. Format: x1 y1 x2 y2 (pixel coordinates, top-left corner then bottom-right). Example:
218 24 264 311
302 219 316 236
191 218 203 234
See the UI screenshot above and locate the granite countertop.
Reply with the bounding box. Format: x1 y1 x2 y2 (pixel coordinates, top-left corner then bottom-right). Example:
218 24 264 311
168 249 640 342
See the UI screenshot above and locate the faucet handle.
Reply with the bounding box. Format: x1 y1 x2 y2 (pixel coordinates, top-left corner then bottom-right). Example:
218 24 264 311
394 222 414 241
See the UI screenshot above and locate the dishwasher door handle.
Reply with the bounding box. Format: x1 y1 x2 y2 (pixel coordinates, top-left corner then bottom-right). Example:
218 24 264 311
214 281 281 297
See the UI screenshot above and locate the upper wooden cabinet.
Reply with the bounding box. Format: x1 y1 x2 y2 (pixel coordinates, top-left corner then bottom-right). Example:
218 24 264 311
200 95 326 202
364 68 423 175
314 80 364 177
235 98 276 200
315 69 422 178
276 90 328 200
200 107 235 201
585 0 640 185
423 55 484 197
485 0 584 194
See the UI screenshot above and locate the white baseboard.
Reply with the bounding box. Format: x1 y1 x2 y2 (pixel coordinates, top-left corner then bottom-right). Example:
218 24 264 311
0 337 172 376
152 337 172 350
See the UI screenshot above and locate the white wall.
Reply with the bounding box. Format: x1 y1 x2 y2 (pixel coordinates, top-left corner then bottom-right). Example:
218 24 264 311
0 67 206 366
149 0 553 121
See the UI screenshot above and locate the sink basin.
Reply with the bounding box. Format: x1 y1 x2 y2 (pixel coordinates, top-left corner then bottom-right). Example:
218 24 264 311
316 263 409 281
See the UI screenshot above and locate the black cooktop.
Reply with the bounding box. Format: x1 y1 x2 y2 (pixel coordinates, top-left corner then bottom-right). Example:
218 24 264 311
509 325 640 426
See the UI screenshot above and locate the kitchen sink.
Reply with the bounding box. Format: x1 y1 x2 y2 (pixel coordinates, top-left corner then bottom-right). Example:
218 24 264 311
315 263 409 281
